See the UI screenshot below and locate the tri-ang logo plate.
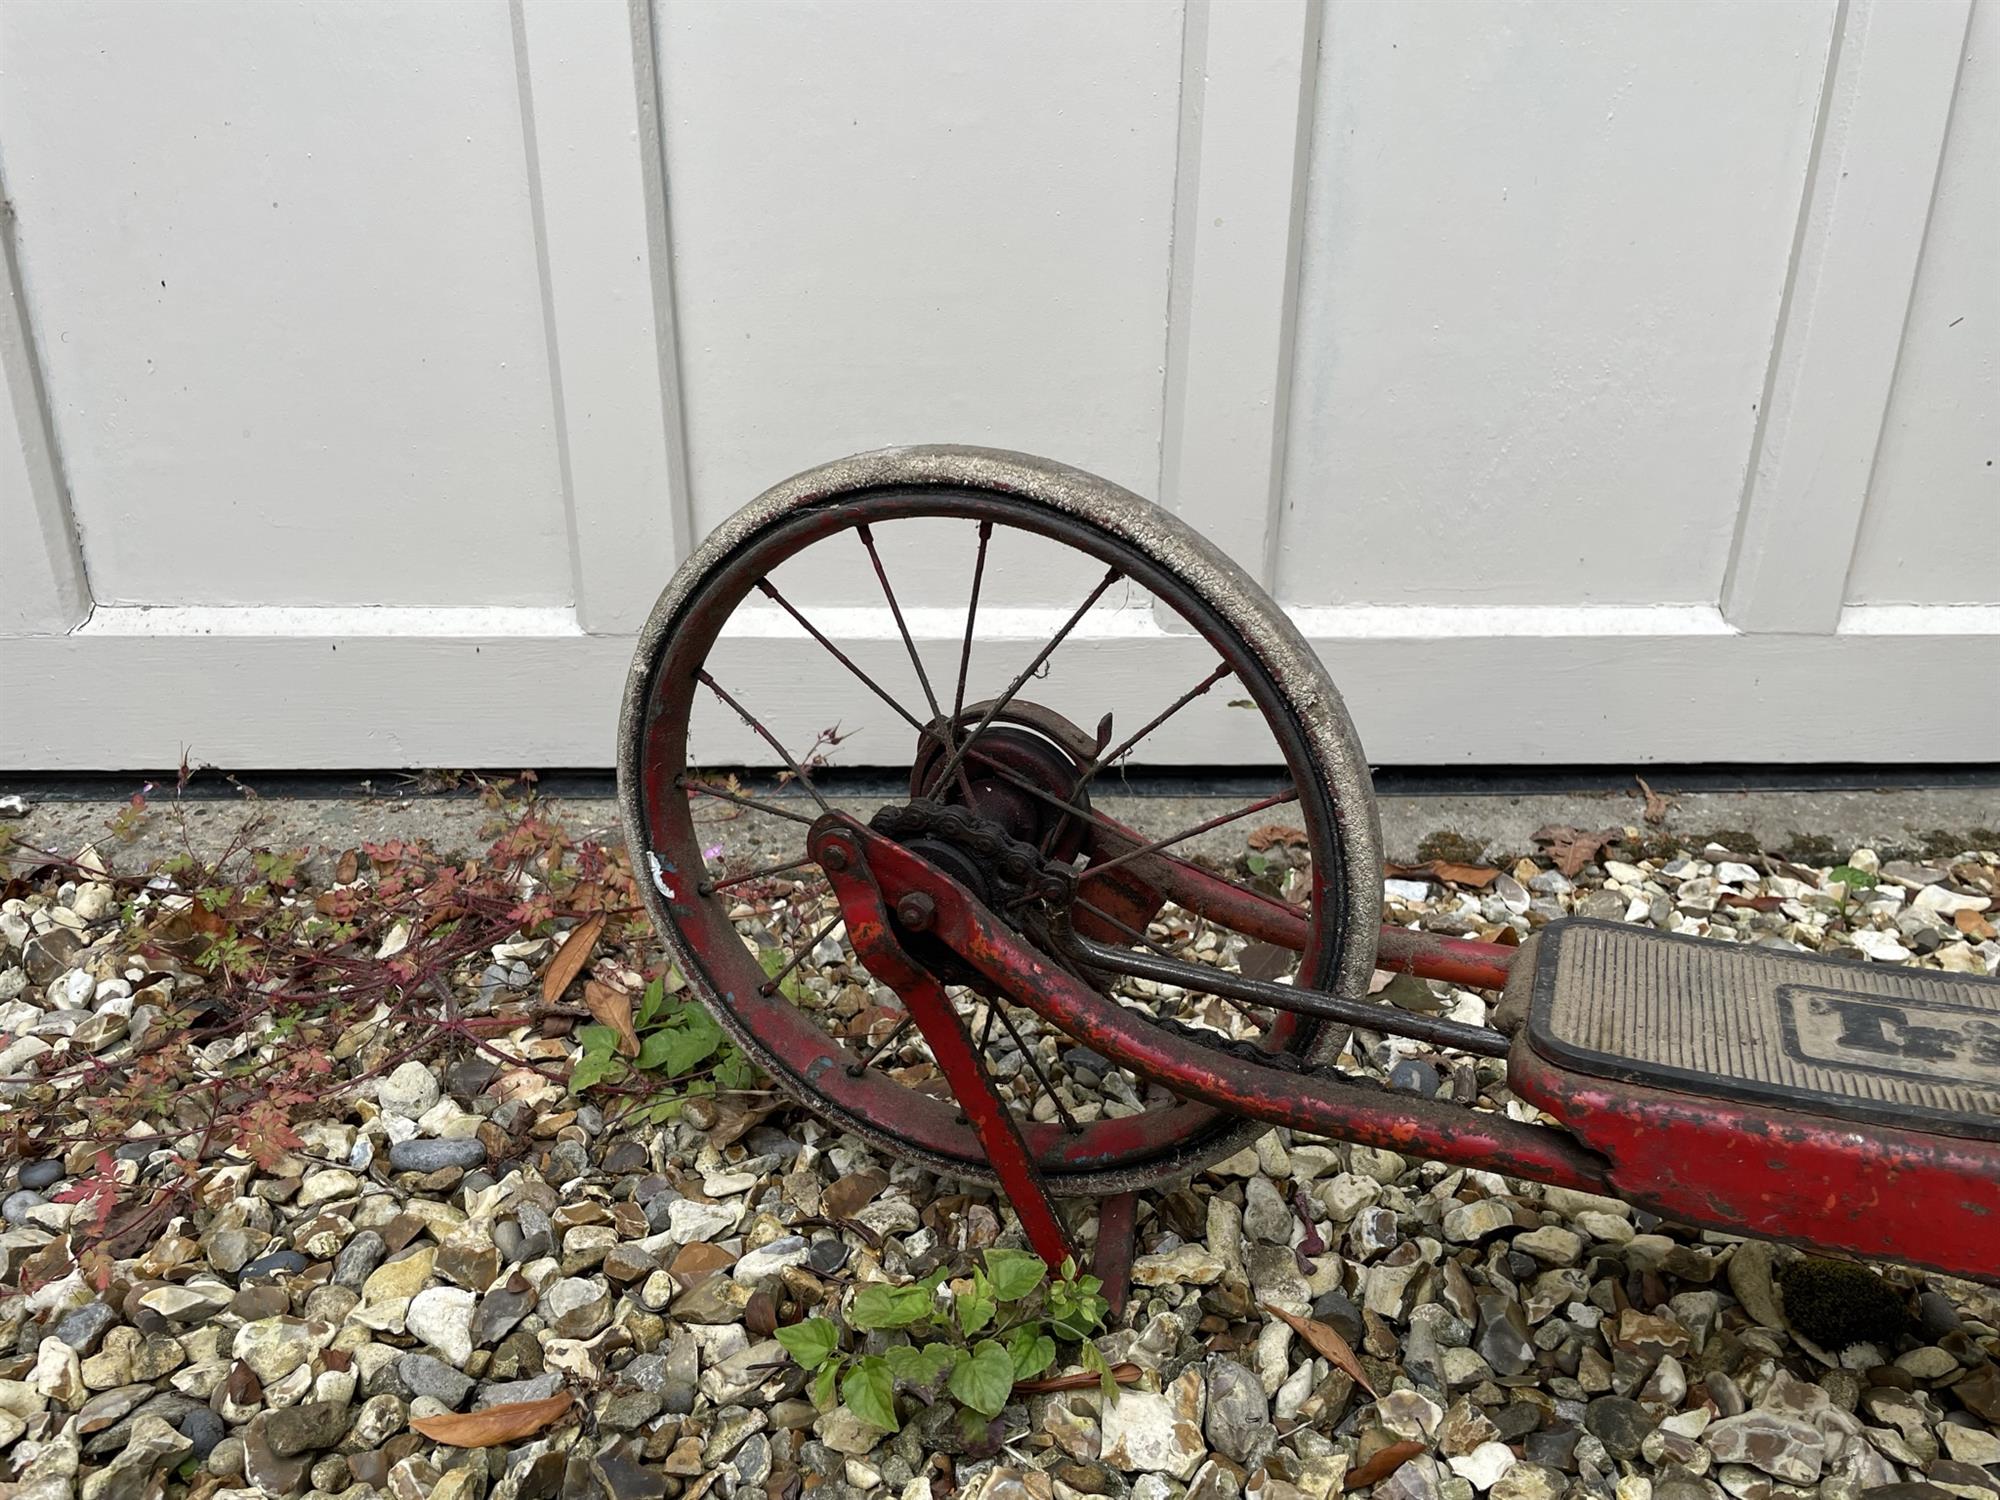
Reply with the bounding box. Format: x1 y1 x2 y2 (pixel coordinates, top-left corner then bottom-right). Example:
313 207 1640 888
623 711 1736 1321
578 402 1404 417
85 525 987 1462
1779 984 2000 1087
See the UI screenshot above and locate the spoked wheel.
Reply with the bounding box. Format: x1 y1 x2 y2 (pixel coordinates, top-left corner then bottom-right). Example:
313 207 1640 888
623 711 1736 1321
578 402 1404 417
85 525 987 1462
619 448 1382 1195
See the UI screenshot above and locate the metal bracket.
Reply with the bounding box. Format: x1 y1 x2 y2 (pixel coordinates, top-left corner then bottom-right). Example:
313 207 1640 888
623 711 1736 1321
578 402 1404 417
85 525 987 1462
811 816 1076 1269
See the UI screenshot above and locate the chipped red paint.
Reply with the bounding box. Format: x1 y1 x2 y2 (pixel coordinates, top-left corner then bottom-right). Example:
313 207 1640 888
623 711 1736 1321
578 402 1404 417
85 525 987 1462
1374 927 1518 992
1509 1045 2000 1283
1085 814 1519 992
826 815 1614 1193
1084 815 1312 949
811 813 2000 1285
814 825 1075 1266
1093 1191 1140 1318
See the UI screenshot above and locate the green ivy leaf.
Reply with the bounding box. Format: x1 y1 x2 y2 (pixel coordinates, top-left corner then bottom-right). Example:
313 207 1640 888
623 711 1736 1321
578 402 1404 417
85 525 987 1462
849 1283 933 1330
635 1004 726 1077
714 1050 758 1090
842 1355 899 1432
956 1283 996 1336
636 977 666 1028
776 1317 838 1371
885 1343 955 1387
1007 1326 1056 1380
1829 864 1876 893
1051 1296 1108 1340
948 1339 1016 1418
568 1030 624 1092
812 1360 841 1410
982 1248 1047 1303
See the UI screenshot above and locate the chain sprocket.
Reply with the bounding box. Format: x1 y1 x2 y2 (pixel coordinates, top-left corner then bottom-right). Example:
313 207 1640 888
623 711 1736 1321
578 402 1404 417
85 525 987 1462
868 799 1076 907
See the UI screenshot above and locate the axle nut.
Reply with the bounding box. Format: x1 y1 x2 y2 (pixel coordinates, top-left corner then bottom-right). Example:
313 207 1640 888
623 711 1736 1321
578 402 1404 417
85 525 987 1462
819 842 851 872
896 892 936 931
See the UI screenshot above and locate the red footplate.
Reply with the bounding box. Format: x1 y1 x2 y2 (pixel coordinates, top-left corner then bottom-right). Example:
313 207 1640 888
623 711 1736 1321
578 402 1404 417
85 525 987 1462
1507 920 2000 1282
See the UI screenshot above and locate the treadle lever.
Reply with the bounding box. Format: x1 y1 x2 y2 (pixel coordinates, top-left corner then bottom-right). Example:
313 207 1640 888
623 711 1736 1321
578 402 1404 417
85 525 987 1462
1509 919 2000 1280
1521 918 2000 1138
811 822 1076 1269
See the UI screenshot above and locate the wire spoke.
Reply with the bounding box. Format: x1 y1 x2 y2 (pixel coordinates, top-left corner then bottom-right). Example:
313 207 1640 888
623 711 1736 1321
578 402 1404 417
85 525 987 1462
953 741 1305 924
680 778 820 828
847 1012 915 1076
703 857 822 893
1037 660 1235 857
760 914 843 996
929 564 1122 793
755 577 977 803
857 524 943 720
953 521 994 724
988 993 1080 1133
1083 789 1300 881
698 672 835 815
1070 896 1188 965
1077 662 1234 791
757 579 928 735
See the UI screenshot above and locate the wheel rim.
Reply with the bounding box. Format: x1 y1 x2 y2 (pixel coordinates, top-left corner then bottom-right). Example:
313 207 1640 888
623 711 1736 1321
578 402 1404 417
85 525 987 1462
627 482 1362 1192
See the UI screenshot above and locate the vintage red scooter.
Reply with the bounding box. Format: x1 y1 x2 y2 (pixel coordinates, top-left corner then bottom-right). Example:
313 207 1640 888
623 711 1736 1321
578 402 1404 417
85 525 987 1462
618 448 2000 1294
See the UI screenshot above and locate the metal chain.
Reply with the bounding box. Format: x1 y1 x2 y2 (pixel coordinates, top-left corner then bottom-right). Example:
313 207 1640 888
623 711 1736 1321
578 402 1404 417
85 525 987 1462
867 800 1073 902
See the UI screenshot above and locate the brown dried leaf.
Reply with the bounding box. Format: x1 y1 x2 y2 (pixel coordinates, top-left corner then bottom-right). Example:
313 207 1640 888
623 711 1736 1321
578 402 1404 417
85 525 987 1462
225 1360 263 1406
1343 1440 1426 1490
685 1096 777 1151
583 979 641 1059
1238 941 1297 982
1384 860 1499 890
1532 825 1623 880
1247 824 1309 851
1721 892 1783 913
822 1171 889 1221
1262 1303 1378 1397
542 914 606 1004
334 848 359 884
411 1390 574 1447
187 901 229 939
1635 776 1672 826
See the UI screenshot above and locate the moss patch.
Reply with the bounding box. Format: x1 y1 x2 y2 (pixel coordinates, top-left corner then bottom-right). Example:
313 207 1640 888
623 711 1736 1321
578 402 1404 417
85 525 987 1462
1779 832 1839 866
1417 830 1490 866
1775 1257 1909 1349
1910 827 2000 862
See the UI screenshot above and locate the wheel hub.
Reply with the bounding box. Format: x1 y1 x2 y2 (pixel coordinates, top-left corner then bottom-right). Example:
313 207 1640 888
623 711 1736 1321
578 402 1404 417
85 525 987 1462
906 700 1100 860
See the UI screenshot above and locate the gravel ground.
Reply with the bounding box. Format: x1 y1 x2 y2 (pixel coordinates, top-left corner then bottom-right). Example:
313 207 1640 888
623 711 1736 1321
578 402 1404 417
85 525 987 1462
1 799 1998 1500
8 780 1998 874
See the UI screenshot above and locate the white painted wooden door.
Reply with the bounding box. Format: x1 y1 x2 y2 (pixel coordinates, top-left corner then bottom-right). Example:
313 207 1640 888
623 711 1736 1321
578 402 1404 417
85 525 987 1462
1 0 1993 769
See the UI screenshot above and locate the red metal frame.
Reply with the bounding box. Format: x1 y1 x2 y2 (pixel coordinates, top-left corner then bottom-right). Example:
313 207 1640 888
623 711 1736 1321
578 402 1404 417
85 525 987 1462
810 811 2000 1286
1084 814 1520 992
1092 1192 1139 1320
815 827 1075 1267
1509 1046 2000 1280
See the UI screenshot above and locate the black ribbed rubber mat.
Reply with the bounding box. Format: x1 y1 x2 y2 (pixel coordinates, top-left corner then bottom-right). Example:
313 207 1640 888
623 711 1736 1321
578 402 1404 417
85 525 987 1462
1525 919 2000 1141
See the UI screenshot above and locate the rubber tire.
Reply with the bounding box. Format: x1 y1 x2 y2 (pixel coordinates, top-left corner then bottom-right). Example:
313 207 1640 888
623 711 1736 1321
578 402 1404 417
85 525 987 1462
618 446 1384 1194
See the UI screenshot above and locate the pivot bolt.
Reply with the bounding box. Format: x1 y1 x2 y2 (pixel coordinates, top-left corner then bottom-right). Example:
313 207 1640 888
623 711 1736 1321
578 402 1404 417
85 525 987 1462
896 892 936 931
819 841 851 872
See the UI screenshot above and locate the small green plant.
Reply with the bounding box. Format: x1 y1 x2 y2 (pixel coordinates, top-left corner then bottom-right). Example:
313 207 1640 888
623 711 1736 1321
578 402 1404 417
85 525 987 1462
777 1249 1113 1447
570 976 756 1123
1827 864 1877 894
